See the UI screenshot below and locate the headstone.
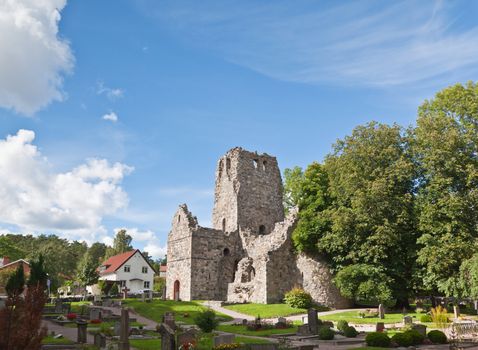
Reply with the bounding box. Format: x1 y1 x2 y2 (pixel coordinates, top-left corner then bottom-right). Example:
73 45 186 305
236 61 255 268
242 319 248 325
148 290 153 301
53 334 63 339
94 333 106 348
122 288 128 300
159 323 176 350
297 324 310 335
474 300 478 315
162 312 176 330
376 322 385 332
161 286 167 300
55 299 63 313
77 320 88 343
403 316 413 325
118 308 130 350
213 334 235 347
412 324 427 337
178 328 199 347
141 292 145 302
307 308 318 334
277 317 287 324
90 307 102 320
378 304 385 319
114 321 121 336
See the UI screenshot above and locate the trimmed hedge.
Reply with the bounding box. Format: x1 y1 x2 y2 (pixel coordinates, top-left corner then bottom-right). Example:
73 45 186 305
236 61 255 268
337 320 349 332
284 287 313 309
392 332 413 347
318 327 335 340
405 329 424 345
365 332 391 347
428 330 447 344
343 326 358 338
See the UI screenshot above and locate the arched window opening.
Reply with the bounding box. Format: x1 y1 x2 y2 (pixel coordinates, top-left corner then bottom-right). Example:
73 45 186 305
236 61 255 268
178 215 181 223
241 265 256 283
259 225 266 235
223 248 230 256
226 158 231 174
222 218 226 232
253 159 258 169
218 159 223 178
173 280 180 301
262 161 267 171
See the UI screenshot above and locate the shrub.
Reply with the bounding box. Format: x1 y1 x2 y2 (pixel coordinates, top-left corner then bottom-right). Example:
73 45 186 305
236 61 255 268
392 332 413 347
431 305 449 328
318 327 335 340
90 319 101 324
420 314 432 322
66 313 77 320
194 310 219 333
404 329 424 345
322 321 334 328
337 320 349 332
343 326 358 338
365 332 391 347
99 323 113 336
284 287 313 309
428 330 447 344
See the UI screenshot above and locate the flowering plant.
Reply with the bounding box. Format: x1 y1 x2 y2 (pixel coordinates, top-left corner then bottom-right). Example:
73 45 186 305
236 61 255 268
66 313 77 320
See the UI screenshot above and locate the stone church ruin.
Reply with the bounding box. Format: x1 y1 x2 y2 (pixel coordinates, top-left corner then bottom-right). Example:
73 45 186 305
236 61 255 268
166 147 349 307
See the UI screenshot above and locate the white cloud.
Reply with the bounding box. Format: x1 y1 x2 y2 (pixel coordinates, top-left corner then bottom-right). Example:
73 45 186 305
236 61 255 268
101 235 114 247
0 129 133 241
97 81 124 100
156 0 478 87
0 0 74 115
116 227 155 242
143 242 167 259
102 112 118 122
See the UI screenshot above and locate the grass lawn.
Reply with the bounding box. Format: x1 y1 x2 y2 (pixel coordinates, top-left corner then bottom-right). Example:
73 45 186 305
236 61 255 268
122 299 232 325
217 324 297 337
130 333 271 350
223 303 306 318
70 301 91 313
64 320 144 328
42 335 74 345
322 311 423 324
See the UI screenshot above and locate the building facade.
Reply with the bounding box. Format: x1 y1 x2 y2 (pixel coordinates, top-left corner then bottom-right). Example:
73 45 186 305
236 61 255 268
166 148 350 307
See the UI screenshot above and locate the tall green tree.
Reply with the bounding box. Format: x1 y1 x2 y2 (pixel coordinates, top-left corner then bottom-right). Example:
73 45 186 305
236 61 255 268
77 252 99 287
414 82 478 298
104 229 133 259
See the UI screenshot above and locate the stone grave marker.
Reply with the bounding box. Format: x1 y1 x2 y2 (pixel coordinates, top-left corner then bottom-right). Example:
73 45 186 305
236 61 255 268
297 324 310 335
242 318 248 326
376 322 385 332
378 304 385 319
122 287 129 300
77 320 88 343
94 333 106 348
90 307 102 320
118 308 130 350
159 323 176 350
54 299 63 313
162 312 176 330
403 315 413 325
114 321 121 336
0 299 5 309
412 324 427 336
213 334 235 347
307 308 318 334
141 291 146 302
161 286 166 300
148 290 153 301
177 328 199 347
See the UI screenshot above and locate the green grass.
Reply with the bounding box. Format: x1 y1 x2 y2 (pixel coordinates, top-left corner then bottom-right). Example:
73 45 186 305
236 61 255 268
322 311 423 324
70 301 91 314
130 338 161 350
123 299 232 325
223 303 306 318
236 336 272 344
42 335 74 345
217 324 297 337
64 320 144 328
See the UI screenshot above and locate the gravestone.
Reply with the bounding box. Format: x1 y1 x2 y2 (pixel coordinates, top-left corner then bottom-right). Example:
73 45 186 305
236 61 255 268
242 319 248 325
376 322 385 332
248 345 278 350
122 287 129 300
103 299 113 307
178 328 199 347
90 307 102 320
297 324 310 335
94 333 106 348
307 308 318 334
141 291 146 302
118 308 130 350
213 334 235 346
277 317 287 324
148 290 153 301
55 299 63 313
114 321 121 336
161 286 166 300
77 320 88 343
159 323 176 350
162 312 176 330
412 324 427 336
378 304 385 319
403 316 413 325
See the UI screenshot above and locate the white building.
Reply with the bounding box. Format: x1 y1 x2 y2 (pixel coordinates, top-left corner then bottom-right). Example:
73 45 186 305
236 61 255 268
97 249 155 294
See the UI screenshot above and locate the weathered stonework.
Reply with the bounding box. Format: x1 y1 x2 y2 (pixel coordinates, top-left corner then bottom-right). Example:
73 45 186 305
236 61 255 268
166 147 350 308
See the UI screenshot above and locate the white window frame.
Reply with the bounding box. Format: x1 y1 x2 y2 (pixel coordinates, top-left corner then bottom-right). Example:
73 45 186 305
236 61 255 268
142 266 148 273
124 265 130 273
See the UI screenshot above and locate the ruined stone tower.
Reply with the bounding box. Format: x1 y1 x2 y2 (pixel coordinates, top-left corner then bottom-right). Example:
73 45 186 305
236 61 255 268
166 147 350 307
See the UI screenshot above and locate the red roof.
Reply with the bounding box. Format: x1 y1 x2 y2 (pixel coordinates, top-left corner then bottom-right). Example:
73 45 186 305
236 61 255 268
99 250 137 275
160 265 167 272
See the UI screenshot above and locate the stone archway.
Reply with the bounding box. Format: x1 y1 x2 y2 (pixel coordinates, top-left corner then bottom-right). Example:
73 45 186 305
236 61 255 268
173 280 180 301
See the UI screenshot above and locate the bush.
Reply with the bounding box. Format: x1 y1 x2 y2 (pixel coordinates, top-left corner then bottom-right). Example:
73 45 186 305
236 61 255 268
420 314 432 322
194 310 219 333
343 326 358 338
392 332 413 347
284 287 313 309
365 332 391 347
431 305 449 327
318 327 335 340
66 313 77 320
90 319 101 324
322 321 334 328
428 330 447 344
337 320 349 332
404 329 424 345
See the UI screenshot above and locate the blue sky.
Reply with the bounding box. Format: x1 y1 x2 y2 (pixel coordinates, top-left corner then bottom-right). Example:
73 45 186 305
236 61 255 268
0 0 477 258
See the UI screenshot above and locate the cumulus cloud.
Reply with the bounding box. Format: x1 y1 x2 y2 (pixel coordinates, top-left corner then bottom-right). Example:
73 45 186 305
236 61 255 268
143 242 167 259
0 0 74 115
96 81 124 100
102 112 118 122
0 129 133 240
